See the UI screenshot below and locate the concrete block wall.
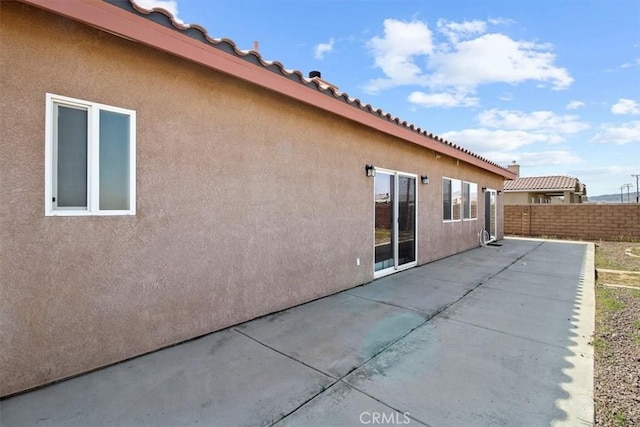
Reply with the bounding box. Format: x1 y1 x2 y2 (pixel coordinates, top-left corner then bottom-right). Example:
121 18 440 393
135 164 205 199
504 204 640 241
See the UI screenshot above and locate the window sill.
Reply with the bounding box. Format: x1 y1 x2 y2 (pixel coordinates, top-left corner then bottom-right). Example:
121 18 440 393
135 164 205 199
45 210 136 217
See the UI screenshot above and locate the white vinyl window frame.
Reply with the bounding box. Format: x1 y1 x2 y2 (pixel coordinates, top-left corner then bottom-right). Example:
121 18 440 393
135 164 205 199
45 93 136 216
462 181 478 221
373 167 419 279
442 176 462 222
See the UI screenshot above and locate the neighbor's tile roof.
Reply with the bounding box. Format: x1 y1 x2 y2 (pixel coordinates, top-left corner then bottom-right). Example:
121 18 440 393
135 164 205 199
111 0 511 175
504 176 580 192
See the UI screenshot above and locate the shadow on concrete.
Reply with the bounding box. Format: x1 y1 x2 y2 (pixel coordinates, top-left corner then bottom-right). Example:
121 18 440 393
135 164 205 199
0 239 594 426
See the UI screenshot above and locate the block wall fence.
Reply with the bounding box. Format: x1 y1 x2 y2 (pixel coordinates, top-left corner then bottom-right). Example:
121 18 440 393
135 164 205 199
504 204 640 241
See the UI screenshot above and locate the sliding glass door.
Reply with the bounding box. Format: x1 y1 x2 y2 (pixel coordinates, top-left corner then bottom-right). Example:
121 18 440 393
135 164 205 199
374 170 417 277
374 172 395 272
484 189 497 242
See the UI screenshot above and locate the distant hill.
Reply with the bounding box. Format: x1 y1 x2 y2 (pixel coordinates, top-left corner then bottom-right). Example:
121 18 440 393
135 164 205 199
587 193 638 203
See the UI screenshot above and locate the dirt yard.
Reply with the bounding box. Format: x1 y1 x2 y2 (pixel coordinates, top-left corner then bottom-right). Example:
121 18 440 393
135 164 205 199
593 241 640 427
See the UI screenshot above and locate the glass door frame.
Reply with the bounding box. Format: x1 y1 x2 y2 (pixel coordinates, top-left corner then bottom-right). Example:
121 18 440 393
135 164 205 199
484 189 498 243
373 168 418 278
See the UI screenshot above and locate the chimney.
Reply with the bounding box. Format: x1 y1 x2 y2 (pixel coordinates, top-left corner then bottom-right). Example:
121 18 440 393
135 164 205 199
308 71 339 92
507 161 520 178
253 41 259 52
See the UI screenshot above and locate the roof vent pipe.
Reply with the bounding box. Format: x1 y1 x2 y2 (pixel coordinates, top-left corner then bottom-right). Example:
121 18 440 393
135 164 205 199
309 71 321 79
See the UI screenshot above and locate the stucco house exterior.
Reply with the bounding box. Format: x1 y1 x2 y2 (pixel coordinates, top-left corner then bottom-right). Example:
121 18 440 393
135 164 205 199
0 0 515 397
503 163 586 205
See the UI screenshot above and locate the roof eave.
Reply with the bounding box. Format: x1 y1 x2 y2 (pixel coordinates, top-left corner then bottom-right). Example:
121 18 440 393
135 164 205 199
19 0 515 179
504 188 578 193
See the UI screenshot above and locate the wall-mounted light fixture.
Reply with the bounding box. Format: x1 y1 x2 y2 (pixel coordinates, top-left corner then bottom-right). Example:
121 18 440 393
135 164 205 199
420 175 430 184
481 186 487 192
365 164 376 177
497 190 502 195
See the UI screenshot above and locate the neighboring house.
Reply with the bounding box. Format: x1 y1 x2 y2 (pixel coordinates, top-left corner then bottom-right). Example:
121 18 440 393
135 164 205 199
503 163 586 205
0 0 515 397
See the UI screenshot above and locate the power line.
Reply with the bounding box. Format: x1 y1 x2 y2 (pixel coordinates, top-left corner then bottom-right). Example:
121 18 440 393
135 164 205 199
622 183 633 203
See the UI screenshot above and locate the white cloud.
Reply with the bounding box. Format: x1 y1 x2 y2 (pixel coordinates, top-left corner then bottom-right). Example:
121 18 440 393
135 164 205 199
440 130 582 165
499 92 514 102
428 34 573 91
441 128 556 152
484 150 582 166
440 108 588 167
566 100 585 110
487 17 517 26
620 58 640 69
606 58 640 72
569 165 637 178
365 18 573 96
437 19 486 43
611 98 640 115
364 19 433 92
408 91 478 108
314 38 335 60
477 109 589 134
590 121 640 144
133 0 183 24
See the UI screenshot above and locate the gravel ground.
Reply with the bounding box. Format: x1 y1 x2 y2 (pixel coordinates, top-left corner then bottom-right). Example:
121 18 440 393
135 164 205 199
594 241 640 427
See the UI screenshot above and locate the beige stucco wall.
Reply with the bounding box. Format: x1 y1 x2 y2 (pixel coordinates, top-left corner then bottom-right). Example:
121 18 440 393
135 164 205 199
504 191 583 205
504 192 551 205
0 3 505 396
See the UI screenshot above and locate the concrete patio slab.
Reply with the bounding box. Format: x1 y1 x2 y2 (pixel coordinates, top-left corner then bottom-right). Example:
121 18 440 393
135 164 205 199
442 285 584 351
236 293 426 378
484 269 587 302
0 329 334 427
516 241 588 263
429 245 532 273
344 316 576 427
427 257 506 274
403 261 496 286
345 276 472 317
0 238 594 426
275 381 426 427
506 258 585 279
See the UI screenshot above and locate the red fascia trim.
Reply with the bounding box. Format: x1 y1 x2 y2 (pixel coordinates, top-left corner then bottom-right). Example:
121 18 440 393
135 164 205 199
20 0 515 179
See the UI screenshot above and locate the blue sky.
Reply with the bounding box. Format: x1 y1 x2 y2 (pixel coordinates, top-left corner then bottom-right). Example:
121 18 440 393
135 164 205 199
137 0 639 197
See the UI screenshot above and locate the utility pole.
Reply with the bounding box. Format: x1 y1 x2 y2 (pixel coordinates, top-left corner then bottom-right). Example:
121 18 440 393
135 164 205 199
620 186 624 203
633 174 640 203
622 183 633 203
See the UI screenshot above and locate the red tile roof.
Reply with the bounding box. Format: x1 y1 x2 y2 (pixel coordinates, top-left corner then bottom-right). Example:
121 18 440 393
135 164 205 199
20 0 516 179
504 176 580 192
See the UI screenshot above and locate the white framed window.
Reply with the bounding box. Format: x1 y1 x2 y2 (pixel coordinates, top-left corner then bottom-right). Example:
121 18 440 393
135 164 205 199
463 181 478 220
45 94 136 216
443 177 462 221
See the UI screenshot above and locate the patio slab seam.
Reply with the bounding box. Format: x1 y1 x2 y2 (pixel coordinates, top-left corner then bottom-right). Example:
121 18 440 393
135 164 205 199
232 328 339 381
247 308 437 425
336 380 432 427
265 240 546 425
341 292 435 317
251 284 472 424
